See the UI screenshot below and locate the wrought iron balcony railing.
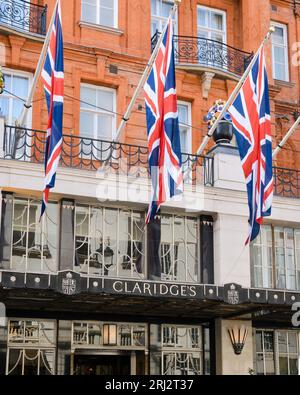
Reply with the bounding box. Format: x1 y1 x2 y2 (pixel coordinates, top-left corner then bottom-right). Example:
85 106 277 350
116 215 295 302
151 32 254 77
1 125 214 186
0 0 47 36
273 166 300 199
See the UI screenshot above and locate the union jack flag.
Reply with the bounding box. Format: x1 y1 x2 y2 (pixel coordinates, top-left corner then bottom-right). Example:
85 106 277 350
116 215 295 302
40 0 64 218
229 48 273 244
144 18 183 223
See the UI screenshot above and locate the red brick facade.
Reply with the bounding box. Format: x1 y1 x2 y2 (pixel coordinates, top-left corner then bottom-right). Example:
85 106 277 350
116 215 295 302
0 0 299 167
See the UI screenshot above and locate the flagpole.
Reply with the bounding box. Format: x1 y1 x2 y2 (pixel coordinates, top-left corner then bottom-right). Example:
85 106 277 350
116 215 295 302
17 0 59 127
195 26 275 156
272 114 300 159
113 0 181 143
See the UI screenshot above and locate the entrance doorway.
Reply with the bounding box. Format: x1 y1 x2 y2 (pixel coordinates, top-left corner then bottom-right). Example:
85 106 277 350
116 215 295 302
74 354 130 376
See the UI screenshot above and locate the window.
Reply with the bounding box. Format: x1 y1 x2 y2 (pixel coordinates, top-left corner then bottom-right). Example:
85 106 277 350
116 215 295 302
151 0 177 36
178 102 192 181
80 84 116 159
160 214 199 283
251 225 300 291
255 329 300 375
178 102 191 154
161 325 203 375
6 319 56 375
81 0 118 28
0 197 58 273
255 330 275 375
73 205 146 279
72 321 147 349
197 6 226 43
272 22 289 82
0 69 31 127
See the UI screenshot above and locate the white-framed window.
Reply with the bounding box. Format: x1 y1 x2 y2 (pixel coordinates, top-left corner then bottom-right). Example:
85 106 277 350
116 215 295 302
0 68 32 127
178 101 192 154
255 329 300 375
80 84 116 159
0 197 59 273
197 6 226 44
151 0 177 36
160 214 199 283
178 101 192 182
73 204 146 279
81 0 118 29
161 325 203 375
271 22 289 82
6 319 56 375
251 225 300 291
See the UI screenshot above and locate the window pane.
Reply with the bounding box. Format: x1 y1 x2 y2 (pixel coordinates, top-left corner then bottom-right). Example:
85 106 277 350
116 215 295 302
288 332 298 354
256 331 263 352
278 331 288 353
97 90 114 112
198 9 209 28
7 349 23 375
265 354 275 375
99 8 114 28
211 13 223 31
39 321 55 346
256 353 264 375
80 112 94 137
0 97 9 120
274 63 287 81
39 350 55 375
289 357 298 375
12 76 28 98
101 0 113 8
82 3 97 24
81 87 97 109
279 356 289 375
23 349 39 375
161 1 173 18
264 332 274 352
274 46 285 63
273 26 285 45
97 113 113 139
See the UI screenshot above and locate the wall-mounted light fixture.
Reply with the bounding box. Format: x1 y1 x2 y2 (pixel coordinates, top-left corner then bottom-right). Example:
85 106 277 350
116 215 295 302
103 323 117 346
227 326 248 355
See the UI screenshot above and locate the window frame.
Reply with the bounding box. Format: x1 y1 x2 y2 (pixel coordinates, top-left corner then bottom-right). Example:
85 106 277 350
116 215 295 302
251 225 300 291
73 204 146 279
6 197 59 274
271 21 289 82
81 0 118 29
177 100 192 155
255 329 300 375
151 0 178 36
6 318 56 376
79 83 117 142
0 68 32 128
197 5 227 44
161 324 203 375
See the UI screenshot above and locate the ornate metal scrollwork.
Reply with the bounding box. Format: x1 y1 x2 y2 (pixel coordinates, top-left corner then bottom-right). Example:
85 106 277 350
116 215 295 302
0 0 47 35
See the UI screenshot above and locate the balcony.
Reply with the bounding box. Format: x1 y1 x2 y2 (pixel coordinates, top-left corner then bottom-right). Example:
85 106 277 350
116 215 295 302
1 126 299 200
0 0 47 36
151 32 253 78
1 125 214 186
273 166 300 198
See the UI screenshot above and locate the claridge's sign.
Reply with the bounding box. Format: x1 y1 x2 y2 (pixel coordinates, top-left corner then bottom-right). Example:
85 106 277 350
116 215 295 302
104 279 203 299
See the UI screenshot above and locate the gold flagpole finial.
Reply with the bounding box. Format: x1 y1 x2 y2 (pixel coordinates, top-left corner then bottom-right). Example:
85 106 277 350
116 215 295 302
269 25 276 33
